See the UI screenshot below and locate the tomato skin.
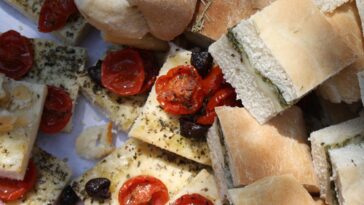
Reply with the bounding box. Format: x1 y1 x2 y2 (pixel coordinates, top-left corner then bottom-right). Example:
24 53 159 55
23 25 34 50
101 49 145 96
118 175 169 205
156 65 205 115
201 66 224 96
172 194 214 205
38 0 78 32
0 30 34 80
197 87 240 125
40 86 73 134
0 160 37 202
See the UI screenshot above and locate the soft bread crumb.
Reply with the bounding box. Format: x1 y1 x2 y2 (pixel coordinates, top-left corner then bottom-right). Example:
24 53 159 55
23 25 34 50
76 123 115 160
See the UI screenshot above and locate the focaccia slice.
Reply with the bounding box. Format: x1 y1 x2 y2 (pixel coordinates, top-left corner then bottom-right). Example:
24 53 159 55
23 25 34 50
167 169 222 205
4 0 89 45
24 39 87 132
71 139 202 205
0 75 47 180
129 47 211 165
8 147 72 205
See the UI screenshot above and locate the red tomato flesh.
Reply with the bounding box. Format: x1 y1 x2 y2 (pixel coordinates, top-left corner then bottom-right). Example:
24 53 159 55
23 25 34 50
197 87 240 125
38 0 79 32
118 175 169 205
0 160 37 202
0 30 34 80
156 65 205 115
101 49 145 96
172 194 214 205
201 66 224 96
40 86 73 134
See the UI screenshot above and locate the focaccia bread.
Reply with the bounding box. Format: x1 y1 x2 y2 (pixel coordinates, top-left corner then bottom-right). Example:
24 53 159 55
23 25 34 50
8 148 72 205
25 39 87 132
71 139 202 205
129 47 211 165
0 75 47 180
167 169 222 205
4 0 89 45
209 0 356 123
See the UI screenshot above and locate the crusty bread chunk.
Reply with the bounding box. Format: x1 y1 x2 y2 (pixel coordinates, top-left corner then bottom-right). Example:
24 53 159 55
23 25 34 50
207 106 320 201
76 123 115 160
228 175 317 205
209 0 356 123
0 74 47 180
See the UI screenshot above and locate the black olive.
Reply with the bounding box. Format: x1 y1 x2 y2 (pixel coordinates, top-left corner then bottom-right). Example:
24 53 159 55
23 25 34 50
87 60 103 86
179 118 209 140
191 51 213 78
85 178 111 200
58 185 80 205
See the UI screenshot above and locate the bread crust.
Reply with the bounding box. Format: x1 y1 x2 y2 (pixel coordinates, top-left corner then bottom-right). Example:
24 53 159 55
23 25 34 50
228 175 317 205
318 2 364 104
216 106 319 193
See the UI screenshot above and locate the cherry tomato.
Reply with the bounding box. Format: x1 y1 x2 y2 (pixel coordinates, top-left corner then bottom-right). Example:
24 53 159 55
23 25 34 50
40 86 73 134
201 66 224 96
0 30 33 80
118 175 169 205
38 0 78 32
0 160 37 202
156 65 205 115
197 87 240 125
101 49 145 96
172 194 214 205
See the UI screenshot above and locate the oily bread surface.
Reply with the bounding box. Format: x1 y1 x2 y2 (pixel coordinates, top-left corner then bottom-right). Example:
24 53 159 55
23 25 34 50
216 106 319 192
252 0 356 97
228 175 317 205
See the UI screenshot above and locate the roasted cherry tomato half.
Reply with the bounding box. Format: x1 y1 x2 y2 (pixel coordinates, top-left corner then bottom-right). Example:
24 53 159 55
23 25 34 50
197 87 240 125
0 30 34 80
101 49 145 96
172 194 214 205
118 175 169 205
201 66 224 96
0 160 37 202
38 0 79 32
40 86 73 134
156 65 205 115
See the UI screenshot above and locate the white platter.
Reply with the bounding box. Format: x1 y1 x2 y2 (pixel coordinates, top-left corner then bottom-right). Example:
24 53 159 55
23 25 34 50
0 1 129 178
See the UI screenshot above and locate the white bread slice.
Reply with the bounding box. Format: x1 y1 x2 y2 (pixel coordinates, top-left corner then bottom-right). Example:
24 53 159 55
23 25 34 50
25 39 87 132
210 0 356 123
358 71 364 105
210 106 319 193
310 116 364 205
228 175 317 205
75 122 115 160
167 170 222 205
188 0 274 43
71 138 201 205
129 46 211 165
8 148 72 205
4 0 89 45
0 75 47 180
313 0 350 12
317 2 364 104
328 143 364 205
